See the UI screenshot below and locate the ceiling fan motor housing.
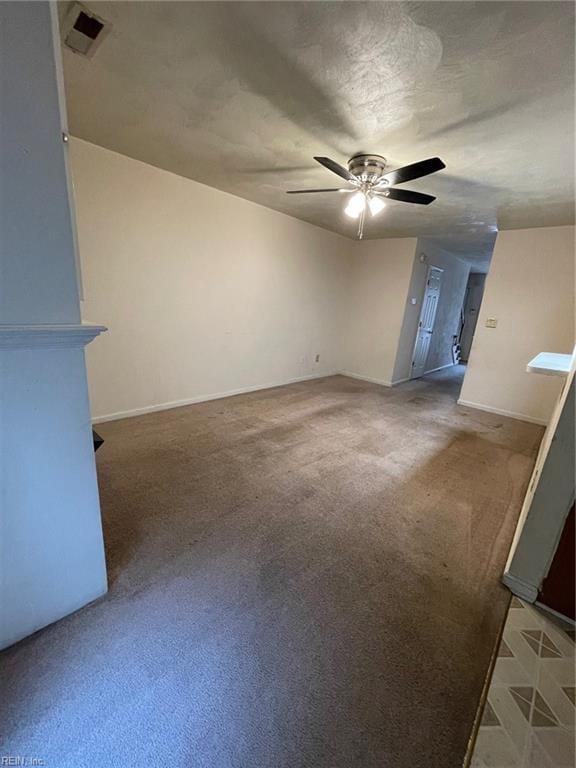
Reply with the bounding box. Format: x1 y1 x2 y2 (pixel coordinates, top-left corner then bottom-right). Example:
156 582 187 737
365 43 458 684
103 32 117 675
348 154 387 184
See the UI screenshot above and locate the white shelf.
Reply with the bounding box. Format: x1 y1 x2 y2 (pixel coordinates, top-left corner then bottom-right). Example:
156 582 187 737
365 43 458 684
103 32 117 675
0 324 107 350
526 352 572 377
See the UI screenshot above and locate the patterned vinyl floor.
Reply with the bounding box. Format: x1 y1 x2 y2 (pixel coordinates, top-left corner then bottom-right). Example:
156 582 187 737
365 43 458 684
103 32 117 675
471 597 575 767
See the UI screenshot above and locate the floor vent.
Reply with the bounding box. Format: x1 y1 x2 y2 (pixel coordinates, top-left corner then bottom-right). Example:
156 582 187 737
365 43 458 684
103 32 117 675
62 2 110 58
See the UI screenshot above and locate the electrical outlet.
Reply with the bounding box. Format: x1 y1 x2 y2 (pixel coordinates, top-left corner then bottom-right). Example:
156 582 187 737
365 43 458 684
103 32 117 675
315 354 320 363
485 317 498 328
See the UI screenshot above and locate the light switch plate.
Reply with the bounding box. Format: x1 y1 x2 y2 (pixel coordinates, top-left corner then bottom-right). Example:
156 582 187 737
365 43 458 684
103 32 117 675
485 318 498 328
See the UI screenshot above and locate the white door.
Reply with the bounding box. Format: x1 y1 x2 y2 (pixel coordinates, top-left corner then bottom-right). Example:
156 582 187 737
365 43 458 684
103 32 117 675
411 266 443 379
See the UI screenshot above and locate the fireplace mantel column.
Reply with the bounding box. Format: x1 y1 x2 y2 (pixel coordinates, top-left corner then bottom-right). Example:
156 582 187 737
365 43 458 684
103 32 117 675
1 2 108 649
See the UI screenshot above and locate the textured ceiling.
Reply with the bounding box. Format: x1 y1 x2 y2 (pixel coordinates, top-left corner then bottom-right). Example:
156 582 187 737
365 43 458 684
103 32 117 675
421 232 497 273
61 1 575 254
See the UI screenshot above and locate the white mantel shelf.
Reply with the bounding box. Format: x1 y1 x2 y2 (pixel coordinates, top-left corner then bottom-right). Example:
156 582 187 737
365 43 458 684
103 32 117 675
0 324 107 350
526 352 573 377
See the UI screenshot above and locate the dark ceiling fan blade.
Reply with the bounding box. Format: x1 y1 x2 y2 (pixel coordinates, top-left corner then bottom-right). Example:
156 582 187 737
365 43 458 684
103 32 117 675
379 157 445 187
286 188 349 194
376 188 436 205
313 156 357 183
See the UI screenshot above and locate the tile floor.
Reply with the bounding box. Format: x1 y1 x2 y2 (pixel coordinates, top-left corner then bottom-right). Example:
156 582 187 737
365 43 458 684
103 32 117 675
471 597 575 767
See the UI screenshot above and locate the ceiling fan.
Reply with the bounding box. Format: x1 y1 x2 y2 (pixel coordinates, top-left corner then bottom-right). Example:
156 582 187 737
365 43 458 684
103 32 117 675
287 154 446 239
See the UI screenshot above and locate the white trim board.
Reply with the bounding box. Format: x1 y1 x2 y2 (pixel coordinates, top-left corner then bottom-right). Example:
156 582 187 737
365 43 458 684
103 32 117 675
92 371 337 423
0 323 107 350
340 371 414 388
534 601 576 628
421 362 458 377
93 371 549 426
390 377 411 387
94 370 434 423
339 371 393 388
502 571 539 603
457 398 548 426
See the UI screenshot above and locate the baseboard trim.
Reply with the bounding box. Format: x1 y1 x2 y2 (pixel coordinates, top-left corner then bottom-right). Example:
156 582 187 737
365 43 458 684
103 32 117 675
93 374 549 427
339 371 393 388
423 362 458 376
92 371 337 423
390 364 455 387
502 571 539 602
534 601 576 627
457 398 548 426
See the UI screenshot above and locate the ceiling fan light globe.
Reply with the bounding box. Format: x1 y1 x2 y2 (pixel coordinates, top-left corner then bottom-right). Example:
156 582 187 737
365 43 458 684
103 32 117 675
368 196 386 216
345 191 366 218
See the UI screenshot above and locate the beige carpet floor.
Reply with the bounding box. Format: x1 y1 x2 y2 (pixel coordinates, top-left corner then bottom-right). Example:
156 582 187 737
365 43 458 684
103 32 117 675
1 368 543 767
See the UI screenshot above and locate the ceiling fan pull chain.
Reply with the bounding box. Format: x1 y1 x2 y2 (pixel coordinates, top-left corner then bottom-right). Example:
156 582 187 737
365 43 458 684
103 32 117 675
358 202 365 240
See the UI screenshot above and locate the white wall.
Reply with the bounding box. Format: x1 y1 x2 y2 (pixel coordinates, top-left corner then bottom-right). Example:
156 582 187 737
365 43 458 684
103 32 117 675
504 366 575 601
392 240 470 383
71 139 351 421
341 238 417 386
0 1 80 324
1 345 108 649
1 2 106 650
459 226 575 424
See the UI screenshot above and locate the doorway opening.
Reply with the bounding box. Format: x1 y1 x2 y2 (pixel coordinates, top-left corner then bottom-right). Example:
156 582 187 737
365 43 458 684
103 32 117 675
392 236 497 402
459 272 487 363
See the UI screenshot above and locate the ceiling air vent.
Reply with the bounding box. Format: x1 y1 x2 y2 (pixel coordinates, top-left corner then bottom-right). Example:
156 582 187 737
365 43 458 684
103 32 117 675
62 2 110 58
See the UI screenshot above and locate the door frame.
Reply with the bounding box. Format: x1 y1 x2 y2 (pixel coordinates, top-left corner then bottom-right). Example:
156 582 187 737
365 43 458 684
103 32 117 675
503 351 575 602
410 264 444 379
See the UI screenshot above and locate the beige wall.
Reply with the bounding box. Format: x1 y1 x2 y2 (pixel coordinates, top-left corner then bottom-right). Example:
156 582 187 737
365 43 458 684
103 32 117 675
72 139 574 427
71 139 350 421
341 238 417 385
459 226 575 424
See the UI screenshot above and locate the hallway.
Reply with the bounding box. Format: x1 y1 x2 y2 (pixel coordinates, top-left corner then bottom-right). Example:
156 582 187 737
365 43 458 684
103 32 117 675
1 374 542 768
409 363 468 402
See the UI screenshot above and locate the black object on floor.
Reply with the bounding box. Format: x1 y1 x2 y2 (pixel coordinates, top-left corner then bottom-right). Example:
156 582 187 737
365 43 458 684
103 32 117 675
92 429 104 452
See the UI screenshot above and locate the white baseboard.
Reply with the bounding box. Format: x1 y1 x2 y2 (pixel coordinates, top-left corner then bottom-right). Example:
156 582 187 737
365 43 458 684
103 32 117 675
342 371 413 388
423 362 458 376
390 376 411 387
457 398 548 426
390 364 455 387
93 373 549 428
535 601 576 627
339 371 393 388
92 371 337 423
502 571 539 602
